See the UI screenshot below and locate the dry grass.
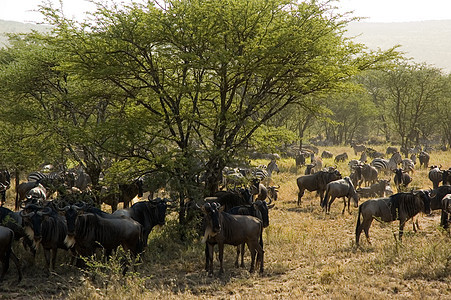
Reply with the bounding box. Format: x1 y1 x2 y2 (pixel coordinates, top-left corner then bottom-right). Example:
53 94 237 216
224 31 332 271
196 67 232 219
1 145 450 299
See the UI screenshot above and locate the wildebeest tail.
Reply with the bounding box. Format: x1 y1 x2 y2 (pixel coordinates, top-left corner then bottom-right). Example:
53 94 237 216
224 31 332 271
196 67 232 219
355 205 362 235
321 188 329 208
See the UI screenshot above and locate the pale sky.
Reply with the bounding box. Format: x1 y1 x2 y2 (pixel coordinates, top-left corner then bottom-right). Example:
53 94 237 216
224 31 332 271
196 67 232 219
1 0 451 24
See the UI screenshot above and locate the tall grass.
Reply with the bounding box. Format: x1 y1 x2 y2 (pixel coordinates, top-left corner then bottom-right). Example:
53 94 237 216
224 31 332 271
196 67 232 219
1 145 450 299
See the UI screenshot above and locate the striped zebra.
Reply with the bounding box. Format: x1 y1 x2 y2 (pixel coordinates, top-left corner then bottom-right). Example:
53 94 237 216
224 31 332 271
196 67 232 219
251 166 269 182
27 171 62 183
371 152 402 175
401 159 415 174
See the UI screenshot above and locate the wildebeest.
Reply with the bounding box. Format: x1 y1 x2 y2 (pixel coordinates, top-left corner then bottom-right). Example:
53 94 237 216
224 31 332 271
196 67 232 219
355 191 431 245
304 163 316 175
20 204 72 273
429 185 451 229
357 179 391 198
71 212 143 264
442 168 451 186
0 226 22 282
0 169 10 206
441 194 451 214
418 151 430 169
361 164 378 186
267 185 279 202
201 202 263 276
393 168 412 192
351 142 366 155
321 177 359 214
350 164 363 188
249 179 268 202
386 146 398 155
428 166 443 189
228 200 273 268
113 197 170 247
321 150 333 159
206 188 253 212
334 152 348 163
296 169 342 206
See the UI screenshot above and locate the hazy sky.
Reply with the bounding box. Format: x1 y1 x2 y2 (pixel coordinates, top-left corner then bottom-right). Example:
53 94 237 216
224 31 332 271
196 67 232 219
1 0 451 23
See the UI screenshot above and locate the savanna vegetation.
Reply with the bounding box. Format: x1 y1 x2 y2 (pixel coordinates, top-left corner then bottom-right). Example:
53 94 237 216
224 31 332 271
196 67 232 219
0 0 450 298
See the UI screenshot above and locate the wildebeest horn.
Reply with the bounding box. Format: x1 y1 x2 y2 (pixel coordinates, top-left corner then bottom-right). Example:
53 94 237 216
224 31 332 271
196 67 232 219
266 196 273 206
267 203 275 209
58 205 71 212
72 202 88 211
37 207 52 216
19 210 35 218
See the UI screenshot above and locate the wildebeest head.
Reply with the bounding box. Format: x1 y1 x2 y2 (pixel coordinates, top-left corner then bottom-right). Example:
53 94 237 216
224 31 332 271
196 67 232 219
201 202 222 242
415 190 431 215
148 197 168 226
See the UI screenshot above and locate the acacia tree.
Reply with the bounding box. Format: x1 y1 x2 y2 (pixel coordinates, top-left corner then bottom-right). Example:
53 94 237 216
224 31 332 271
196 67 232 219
39 0 397 201
381 62 444 154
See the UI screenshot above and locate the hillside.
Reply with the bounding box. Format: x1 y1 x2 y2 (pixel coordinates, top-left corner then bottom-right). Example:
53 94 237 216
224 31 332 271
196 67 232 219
346 20 451 73
0 19 47 46
1 18 451 73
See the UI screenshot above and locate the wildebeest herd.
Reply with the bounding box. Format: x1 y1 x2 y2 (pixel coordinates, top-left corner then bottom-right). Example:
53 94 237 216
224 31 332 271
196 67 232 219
0 145 450 282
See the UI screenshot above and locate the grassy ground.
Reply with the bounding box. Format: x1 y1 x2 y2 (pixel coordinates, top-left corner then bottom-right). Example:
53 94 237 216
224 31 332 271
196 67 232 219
0 145 450 299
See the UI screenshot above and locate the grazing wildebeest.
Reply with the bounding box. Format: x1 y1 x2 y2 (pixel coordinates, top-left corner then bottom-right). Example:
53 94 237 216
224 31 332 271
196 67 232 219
113 197 170 247
355 190 431 245
0 169 10 207
321 150 333 159
228 199 273 268
429 185 451 229
386 146 398 155
201 202 263 276
428 166 443 189
442 168 451 186
0 226 22 282
249 179 268 202
304 163 316 175
418 151 430 169
206 188 253 212
267 185 279 202
393 168 412 192
71 212 143 263
351 142 366 156
334 152 348 163
20 204 72 273
441 194 451 214
296 169 342 206
350 164 363 188
356 179 391 198
361 164 378 186
321 177 359 214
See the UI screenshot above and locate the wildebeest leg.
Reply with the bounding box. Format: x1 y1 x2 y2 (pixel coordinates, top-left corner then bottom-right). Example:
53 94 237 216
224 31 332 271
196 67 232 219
10 250 22 282
399 219 406 241
327 196 336 214
218 242 224 275
0 251 10 282
341 197 347 214
247 243 256 273
204 244 209 271
43 248 51 274
51 248 58 271
255 242 264 273
240 243 246 268
234 246 240 268
207 243 214 276
297 189 304 206
361 218 373 245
